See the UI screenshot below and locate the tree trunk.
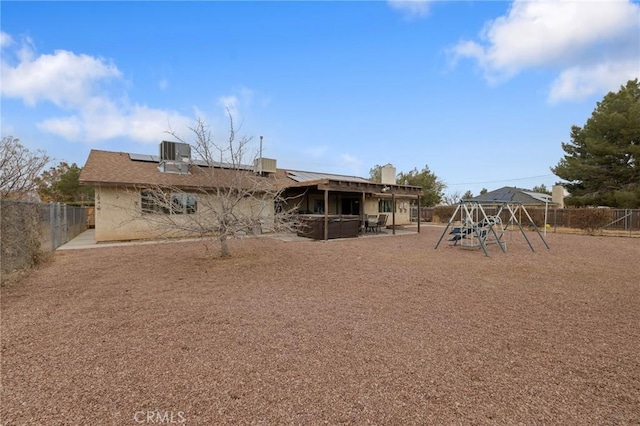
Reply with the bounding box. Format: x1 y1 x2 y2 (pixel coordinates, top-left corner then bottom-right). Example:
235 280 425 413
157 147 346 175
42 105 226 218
219 233 230 258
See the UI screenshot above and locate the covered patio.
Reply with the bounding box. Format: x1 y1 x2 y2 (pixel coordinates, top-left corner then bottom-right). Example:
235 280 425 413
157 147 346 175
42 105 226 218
281 171 423 240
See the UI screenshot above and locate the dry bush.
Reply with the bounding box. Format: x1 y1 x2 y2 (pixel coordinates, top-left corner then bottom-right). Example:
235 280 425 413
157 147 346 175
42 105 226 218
569 208 614 234
1 200 48 280
433 206 457 223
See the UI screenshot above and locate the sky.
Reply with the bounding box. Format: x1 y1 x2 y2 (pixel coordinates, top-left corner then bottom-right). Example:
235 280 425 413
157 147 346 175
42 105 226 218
2 0 639 197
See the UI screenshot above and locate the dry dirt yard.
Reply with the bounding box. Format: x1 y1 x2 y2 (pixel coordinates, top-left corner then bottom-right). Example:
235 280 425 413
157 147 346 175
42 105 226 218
1 226 639 425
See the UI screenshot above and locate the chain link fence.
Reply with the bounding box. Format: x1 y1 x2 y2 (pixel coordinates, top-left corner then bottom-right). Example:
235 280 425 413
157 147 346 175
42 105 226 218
1 200 88 275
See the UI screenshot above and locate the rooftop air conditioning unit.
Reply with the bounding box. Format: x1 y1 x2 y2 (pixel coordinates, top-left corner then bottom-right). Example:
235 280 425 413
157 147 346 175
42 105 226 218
254 157 277 174
160 141 191 162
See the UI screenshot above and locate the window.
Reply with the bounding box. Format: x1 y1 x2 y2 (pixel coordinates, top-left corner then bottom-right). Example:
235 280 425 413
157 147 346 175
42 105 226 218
378 199 393 213
171 193 197 214
313 199 324 214
141 190 197 215
141 190 163 214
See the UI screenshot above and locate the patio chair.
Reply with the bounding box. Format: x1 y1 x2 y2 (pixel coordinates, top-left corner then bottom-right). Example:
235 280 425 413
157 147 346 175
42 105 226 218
371 214 388 233
366 215 378 233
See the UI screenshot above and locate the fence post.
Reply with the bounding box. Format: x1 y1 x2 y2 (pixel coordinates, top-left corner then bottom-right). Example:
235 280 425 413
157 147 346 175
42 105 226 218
49 203 55 251
63 204 68 244
56 203 61 249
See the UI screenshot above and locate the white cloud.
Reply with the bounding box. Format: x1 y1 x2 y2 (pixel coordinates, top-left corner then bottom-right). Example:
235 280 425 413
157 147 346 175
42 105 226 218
1 48 121 107
304 145 329 159
451 0 640 101
1 34 192 144
388 0 433 18
218 95 239 120
218 87 255 119
38 116 83 141
37 98 192 143
0 31 13 48
549 60 640 103
1 122 16 137
338 153 363 175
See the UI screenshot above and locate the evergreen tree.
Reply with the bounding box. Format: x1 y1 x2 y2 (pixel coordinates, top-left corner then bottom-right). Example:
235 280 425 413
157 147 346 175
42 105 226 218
369 164 383 183
369 163 445 206
532 184 551 195
397 164 445 207
552 79 640 208
37 162 94 204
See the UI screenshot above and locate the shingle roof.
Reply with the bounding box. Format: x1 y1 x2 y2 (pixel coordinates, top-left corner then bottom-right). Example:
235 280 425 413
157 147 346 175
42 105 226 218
470 186 555 205
79 149 422 196
79 150 293 191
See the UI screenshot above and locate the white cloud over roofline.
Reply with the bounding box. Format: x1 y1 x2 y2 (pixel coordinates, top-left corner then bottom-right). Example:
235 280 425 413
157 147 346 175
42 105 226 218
1 33 192 144
450 0 640 101
37 101 192 143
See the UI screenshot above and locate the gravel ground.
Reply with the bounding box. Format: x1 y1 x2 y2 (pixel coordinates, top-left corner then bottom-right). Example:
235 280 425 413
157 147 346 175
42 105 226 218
2 226 639 425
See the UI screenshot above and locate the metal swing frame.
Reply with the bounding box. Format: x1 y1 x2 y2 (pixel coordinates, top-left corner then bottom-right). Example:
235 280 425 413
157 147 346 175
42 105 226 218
434 200 550 257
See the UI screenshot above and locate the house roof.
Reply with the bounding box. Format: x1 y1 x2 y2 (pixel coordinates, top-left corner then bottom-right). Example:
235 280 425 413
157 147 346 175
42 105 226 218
470 186 556 205
79 150 291 191
79 149 423 197
286 170 372 184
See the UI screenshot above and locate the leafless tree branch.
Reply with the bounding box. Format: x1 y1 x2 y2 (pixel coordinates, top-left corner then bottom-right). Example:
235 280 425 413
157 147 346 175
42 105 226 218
1 136 51 200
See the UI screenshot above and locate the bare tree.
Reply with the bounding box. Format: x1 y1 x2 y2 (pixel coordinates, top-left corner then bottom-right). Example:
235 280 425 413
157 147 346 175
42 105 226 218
1 136 50 200
133 115 298 258
441 190 463 205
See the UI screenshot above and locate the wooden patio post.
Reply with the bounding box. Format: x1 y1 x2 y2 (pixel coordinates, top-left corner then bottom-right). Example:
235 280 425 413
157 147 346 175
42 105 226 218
324 189 329 241
361 192 366 233
417 194 421 233
392 192 396 235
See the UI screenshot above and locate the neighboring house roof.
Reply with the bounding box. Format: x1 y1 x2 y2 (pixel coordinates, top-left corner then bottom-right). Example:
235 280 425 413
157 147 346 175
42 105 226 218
470 186 556 205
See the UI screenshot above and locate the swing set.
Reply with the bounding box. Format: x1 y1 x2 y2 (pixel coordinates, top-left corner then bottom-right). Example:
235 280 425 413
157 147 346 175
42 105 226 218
434 200 550 257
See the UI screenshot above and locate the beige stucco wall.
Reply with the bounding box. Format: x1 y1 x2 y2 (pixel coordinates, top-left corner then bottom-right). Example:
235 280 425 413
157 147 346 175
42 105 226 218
364 196 412 225
94 186 275 242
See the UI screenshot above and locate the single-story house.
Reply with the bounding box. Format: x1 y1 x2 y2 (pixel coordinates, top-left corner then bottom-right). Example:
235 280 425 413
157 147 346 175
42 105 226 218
470 186 563 207
79 142 422 242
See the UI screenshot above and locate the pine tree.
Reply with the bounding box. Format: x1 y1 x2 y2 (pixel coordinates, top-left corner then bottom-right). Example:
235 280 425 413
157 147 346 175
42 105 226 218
552 79 640 208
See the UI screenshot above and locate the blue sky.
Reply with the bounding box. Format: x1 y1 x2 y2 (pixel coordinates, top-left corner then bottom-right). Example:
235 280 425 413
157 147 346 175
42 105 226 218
2 1 639 197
